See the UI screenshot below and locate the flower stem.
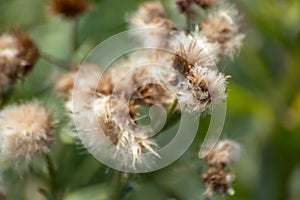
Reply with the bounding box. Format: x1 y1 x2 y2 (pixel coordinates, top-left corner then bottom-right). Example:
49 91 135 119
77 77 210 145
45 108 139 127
0 87 13 109
40 52 71 70
166 97 178 121
110 170 123 200
186 13 192 33
45 154 57 196
71 18 79 54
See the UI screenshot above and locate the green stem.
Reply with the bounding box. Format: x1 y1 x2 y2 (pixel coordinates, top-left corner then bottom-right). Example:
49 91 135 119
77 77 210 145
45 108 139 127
46 154 57 196
71 18 79 54
166 97 178 121
40 52 71 70
0 87 13 109
186 13 192 33
110 170 123 200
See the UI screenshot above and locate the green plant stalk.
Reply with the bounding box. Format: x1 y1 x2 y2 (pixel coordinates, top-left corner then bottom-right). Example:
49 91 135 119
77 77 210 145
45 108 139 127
40 52 71 70
71 18 79 54
186 12 192 33
46 154 57 197
110 170 123 200
166 97 178 121
0 87 13 109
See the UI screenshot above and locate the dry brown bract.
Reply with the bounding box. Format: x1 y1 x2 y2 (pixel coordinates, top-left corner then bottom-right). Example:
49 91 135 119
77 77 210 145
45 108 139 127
194 0 215 9
0 29 39 89
48 0 91 19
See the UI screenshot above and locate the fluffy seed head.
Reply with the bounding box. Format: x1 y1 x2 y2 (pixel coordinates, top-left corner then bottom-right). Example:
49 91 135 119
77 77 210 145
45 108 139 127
201 166 235 196
129 2 177 48
204 139 240 167
92 95 160 168
201 8 245 58
171 30 219 75
177 66 227 113
0 30 39 89
55 70 76 97
97 51 174 106
201 140 240 197
64 64 102 113
0 102 54 168
48 0 91 19
132 2 166 21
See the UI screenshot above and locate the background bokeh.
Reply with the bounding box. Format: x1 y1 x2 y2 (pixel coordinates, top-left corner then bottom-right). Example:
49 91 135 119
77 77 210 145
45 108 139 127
0 0 300 199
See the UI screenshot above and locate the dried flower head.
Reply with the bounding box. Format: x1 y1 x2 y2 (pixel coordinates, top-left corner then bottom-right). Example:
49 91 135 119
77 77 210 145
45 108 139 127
171 30 219 75
132 1 166 22
201 7 245 58
176 66 227 113
204 139 240 167
48 0 91 19
129 2 177 48
0 102 54 168
64 64 102 113
0 29 39 89
201 165 235 196
90 95 160 168
55 70 76 97
201 140 240 197
97 51 174 106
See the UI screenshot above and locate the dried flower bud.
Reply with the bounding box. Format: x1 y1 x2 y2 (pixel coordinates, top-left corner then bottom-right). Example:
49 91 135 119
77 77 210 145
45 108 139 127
201 165 235 196
204 139 240 167
201 8 245 58
194 0 215 9
0 30 39 89
176 0 193 13
0 102 54 169
48 0 91 19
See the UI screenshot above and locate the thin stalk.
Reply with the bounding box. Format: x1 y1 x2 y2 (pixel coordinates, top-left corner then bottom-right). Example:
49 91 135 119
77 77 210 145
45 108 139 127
40 52 71 70
0 87 13 109
186 13 192 33
71 18 79 54
166 97 178 121
110 170 123 200
45 154 57 196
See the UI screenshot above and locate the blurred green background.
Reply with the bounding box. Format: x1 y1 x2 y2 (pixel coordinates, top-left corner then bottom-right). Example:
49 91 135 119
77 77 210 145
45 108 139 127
0 0 300 200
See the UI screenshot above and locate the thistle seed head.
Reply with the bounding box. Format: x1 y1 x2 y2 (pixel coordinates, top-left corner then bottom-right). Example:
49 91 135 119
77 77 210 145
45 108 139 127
171 29 219 75
204 139 240 167
201 7 245 58
177 66 227 113
0 102 54 169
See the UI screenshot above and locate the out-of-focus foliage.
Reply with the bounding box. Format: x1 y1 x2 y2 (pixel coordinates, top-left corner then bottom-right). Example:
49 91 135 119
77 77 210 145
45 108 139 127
0 0 300 200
